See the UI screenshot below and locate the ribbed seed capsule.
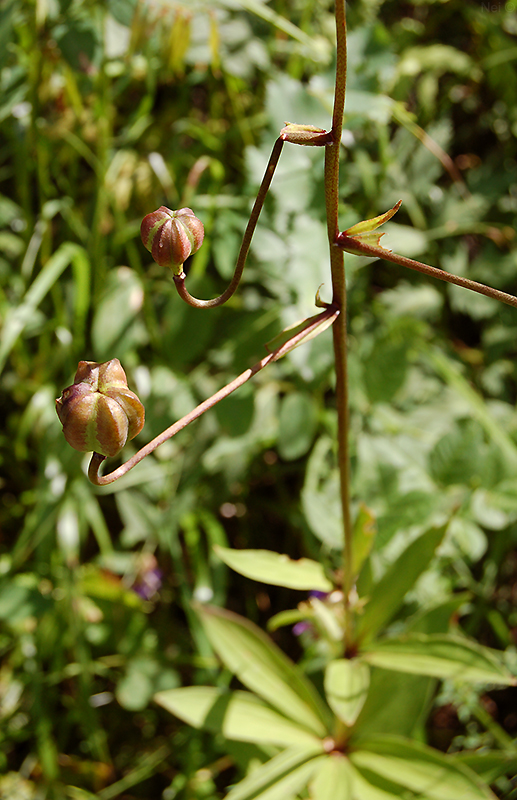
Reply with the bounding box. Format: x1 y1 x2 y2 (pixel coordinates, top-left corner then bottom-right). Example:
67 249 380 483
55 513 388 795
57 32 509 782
56 359 145 458
140 206 204 275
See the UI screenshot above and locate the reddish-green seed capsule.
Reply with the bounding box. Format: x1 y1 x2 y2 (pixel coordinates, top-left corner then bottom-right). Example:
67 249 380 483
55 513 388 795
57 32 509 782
56 359 145 458
140 206 204 275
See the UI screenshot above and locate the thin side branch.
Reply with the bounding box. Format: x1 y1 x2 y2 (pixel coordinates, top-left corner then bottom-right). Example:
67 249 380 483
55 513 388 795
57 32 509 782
336 236 517 310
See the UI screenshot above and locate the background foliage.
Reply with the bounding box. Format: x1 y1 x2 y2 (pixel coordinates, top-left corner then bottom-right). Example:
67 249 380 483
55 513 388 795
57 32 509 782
1 0 517 797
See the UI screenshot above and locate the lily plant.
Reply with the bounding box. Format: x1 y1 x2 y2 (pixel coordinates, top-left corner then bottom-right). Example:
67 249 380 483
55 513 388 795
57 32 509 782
56 2 517 798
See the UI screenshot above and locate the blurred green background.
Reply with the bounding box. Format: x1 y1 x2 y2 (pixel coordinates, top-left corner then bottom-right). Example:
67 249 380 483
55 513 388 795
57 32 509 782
1 0 517 797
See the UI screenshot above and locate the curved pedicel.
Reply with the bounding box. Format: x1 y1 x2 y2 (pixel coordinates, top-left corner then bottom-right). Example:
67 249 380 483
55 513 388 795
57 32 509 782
88 304 339 486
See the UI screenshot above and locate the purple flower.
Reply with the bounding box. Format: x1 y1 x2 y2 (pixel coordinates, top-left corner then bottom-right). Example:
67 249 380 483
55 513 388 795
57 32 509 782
133 567 162 600
293 621 312 636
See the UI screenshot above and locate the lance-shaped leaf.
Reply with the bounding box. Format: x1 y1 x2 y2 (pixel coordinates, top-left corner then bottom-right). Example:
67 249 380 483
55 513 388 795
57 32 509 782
324 659 370 726
350 736 497 800
342 201 402 236
154 687 322 748
213 546 333 592
195 604 331 736
225 745 326 800
455 750 517 784
309 754 353 800
352 504 376 578
361 634 515 686
356 525 447 642
349 763 415 800
336 201 402 257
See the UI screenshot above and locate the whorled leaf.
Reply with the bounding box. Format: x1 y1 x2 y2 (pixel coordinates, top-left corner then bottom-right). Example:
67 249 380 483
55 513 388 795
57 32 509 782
195 604 332 736
154 687 322 747
361 633 515 686
356 526 447 642
324 659 370 727
350 735 497 800
309 754 353 800
224 746 326 800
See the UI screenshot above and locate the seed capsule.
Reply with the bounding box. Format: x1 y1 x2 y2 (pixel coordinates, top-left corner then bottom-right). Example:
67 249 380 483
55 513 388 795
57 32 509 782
56 359 145 457
140 206 204 274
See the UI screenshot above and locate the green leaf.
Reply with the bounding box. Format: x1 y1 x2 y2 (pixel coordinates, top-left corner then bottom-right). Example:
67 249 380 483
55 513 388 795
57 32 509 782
429 421 484 486
116 659 155 711
302 436 343 549
345 201 402 236
350 736 497 800
363 336 410 405
338 232 387 255
348 763 409 800
55 19 101 71
356 525 447 642
91 267 146 359
68 789 99 800
224 0 325 58
213 546 332 592
267 609 306 632
352 668 434 741
278 392 319 461
376 491 437 550
225 746 325 800
309 754 353 800
361 634 515 685
311 597 343 641
0 242 87 374
0 579 51 624
196 605 331 736
455 750 517 783
426 348 517 467
155 687 321 747
324 659 370 727
352 504 377 577
406 593 472 635
107 0 137 26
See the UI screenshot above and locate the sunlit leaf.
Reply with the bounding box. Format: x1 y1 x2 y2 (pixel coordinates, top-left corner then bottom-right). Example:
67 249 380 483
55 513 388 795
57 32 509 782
278 392 319 461
350 736 497 800
356 526 447 642
349 763 408 800
224 0 326 57
344 201 402 236
0 242 88 373
196 605 331 736
302 436 343 549
324 659 370 726
455 750 517 783
225 746 326 800
361 634 515 685
352 668 434 741
310 754 353 800
213 546 332 592
155 687 322 747
352 504 376 577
